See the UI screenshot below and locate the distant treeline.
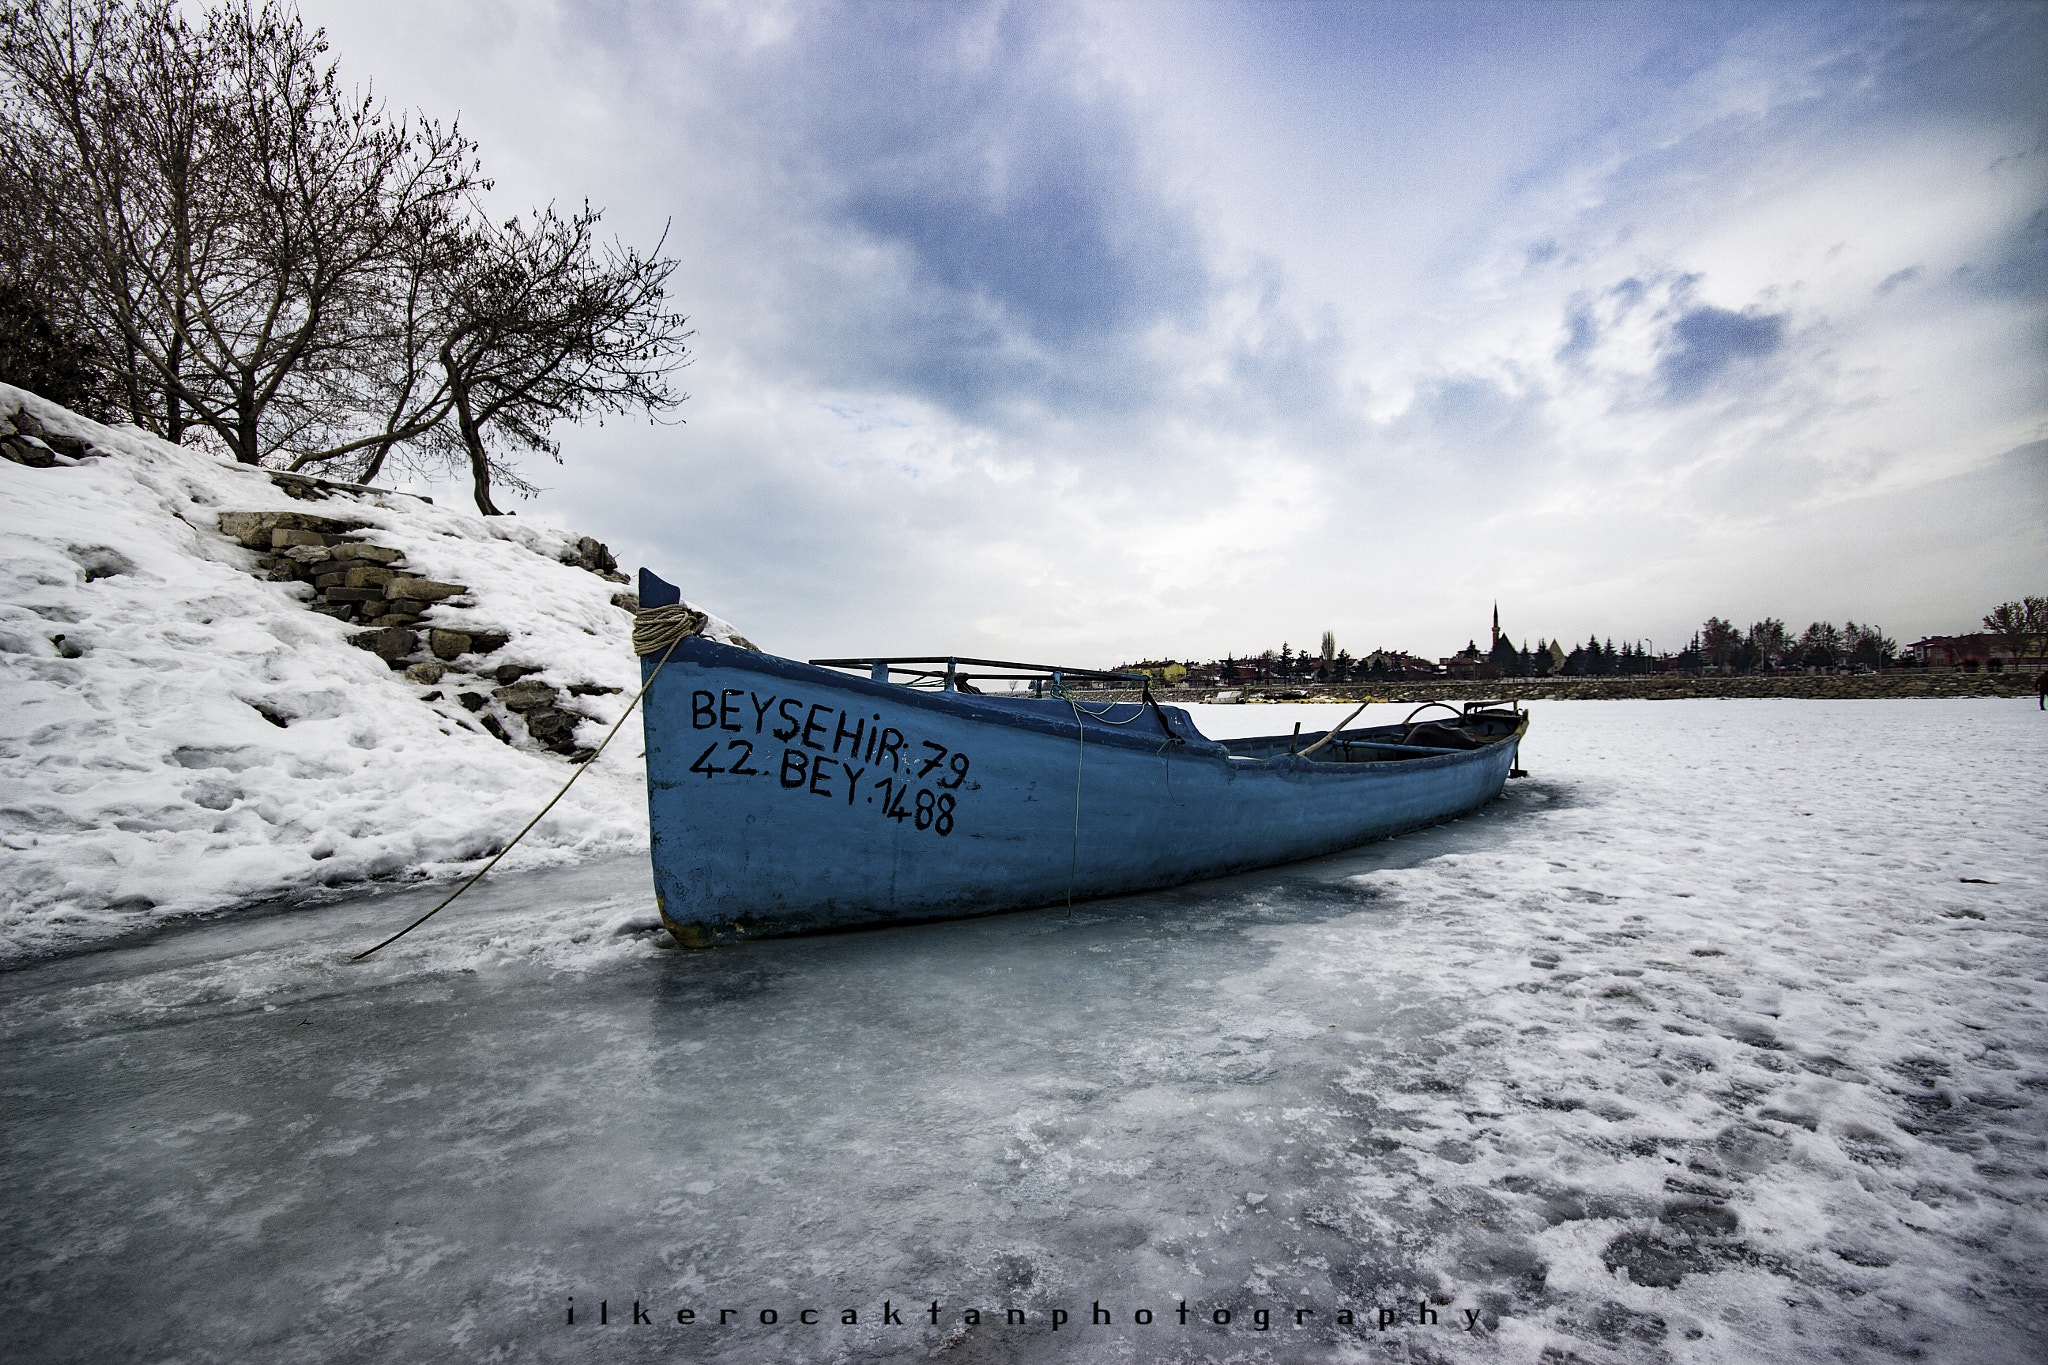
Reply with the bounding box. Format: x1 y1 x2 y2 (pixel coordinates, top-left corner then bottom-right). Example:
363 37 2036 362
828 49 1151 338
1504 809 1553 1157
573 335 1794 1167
1581 617 1900 677
1183 619 1900 684
1139 597 2044 685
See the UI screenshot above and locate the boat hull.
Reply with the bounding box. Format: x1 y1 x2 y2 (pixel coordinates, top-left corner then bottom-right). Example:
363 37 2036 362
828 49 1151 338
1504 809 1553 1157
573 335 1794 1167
641 638 1523 946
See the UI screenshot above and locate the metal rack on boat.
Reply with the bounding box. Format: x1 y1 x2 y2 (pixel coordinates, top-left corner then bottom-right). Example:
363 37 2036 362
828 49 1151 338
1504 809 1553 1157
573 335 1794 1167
807 656 1145 694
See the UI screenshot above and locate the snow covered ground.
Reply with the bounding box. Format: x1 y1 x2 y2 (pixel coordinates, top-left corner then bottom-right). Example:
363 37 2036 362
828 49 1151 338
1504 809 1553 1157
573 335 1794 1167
5 697 2043 1363
0 384 681 962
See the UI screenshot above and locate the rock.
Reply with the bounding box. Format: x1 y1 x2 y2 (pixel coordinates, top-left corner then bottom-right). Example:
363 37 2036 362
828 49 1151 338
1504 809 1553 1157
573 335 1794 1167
566 536 620 578
469 632 510 655
568 683 624 696
11 410 46 437
457 692 487 712
610 591 640 612
404 661 446 685
4 436 57 468
365 613 418 628
314 571 347 588
285 514 364 533
331 543 404 565
494 663 543 684
429 629 473 660
269 472 336 503
216 511 368 550
493 679 557 712
272 528 340 549
215 512 273 548
323 586 385 603
384 577 465 602
524 707 580 743
479 713 512 744
282 544 332 564
41 430 90 459
310 604 355 621
347 627 417 662
345 564 396 589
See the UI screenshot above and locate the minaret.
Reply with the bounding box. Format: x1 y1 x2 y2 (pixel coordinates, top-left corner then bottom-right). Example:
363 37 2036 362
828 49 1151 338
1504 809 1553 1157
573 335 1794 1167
1491 603 1500 651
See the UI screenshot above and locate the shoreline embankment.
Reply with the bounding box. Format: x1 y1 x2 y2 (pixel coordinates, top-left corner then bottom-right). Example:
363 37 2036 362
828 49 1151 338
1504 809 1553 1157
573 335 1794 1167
1098 672 2040 705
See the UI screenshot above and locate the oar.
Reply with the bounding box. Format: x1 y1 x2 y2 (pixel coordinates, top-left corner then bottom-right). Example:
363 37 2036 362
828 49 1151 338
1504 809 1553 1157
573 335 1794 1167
1296 698 1375 758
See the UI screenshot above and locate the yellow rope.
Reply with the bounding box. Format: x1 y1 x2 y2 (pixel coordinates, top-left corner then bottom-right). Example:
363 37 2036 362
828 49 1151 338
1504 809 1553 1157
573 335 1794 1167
352 606 712 961
632 603 705 655
634 603 759 656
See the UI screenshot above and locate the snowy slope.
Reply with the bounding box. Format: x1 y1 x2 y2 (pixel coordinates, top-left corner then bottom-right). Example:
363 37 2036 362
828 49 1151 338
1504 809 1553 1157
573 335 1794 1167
0 385 738 961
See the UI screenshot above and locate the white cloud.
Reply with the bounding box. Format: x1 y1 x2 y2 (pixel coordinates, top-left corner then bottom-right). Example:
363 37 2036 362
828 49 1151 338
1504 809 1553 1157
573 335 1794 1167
292 0 2046 662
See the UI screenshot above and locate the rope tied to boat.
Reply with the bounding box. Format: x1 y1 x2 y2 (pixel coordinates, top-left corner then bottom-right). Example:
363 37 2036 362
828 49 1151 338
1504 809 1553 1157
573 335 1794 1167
1064 693 1085 916
1051 678 1188 915
354 606 704 962
633 603 760 657
632 604 706 655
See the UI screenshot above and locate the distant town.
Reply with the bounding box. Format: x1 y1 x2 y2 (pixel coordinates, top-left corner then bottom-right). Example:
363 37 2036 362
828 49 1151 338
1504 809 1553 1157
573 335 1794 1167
1114 598 2048 687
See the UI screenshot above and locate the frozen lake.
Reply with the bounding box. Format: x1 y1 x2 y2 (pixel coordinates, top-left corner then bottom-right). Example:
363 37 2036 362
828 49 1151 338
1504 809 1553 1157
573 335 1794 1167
5 699 2044 1363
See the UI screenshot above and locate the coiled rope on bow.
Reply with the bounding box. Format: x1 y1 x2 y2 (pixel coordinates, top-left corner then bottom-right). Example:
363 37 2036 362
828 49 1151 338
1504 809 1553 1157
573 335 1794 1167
635 604 761 657
633 604 707 657
352 604 717 961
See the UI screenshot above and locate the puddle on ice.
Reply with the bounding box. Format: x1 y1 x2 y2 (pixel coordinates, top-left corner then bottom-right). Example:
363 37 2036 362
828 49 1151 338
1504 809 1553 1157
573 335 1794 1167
4 699 2044 1363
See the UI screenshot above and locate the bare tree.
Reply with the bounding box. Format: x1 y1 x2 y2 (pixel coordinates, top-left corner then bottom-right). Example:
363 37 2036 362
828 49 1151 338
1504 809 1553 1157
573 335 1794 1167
3 0 479 462
1 0 209 431
287 208 468 483
428 203 690 514
182 3 478 464
6 0 689 506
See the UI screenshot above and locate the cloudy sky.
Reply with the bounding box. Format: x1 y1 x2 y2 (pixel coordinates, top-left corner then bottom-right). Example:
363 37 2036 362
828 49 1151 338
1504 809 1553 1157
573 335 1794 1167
295 0 2045 665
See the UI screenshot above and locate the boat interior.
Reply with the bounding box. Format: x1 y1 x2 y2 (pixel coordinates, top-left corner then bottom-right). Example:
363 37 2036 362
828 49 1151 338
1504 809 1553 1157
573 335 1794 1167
806 655 1522 765
1214 701 1525 764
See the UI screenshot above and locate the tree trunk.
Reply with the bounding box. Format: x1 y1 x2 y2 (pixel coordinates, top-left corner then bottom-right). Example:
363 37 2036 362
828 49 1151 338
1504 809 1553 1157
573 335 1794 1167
358 438 393 486
233 380 259 464
467 445 501 516
165 319 184 444
445 360 500 515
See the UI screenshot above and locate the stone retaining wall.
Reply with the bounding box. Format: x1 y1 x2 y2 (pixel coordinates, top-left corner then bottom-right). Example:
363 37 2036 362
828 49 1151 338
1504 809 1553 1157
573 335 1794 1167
215 509 636 760
13 388 651 762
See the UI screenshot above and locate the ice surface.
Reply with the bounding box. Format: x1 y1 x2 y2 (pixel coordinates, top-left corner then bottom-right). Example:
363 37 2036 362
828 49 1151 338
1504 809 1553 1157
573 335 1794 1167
4 699 2044 1363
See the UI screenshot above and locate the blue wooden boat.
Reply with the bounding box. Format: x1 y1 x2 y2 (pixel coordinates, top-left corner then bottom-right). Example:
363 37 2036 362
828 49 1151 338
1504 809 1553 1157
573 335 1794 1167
636 572 1527 947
